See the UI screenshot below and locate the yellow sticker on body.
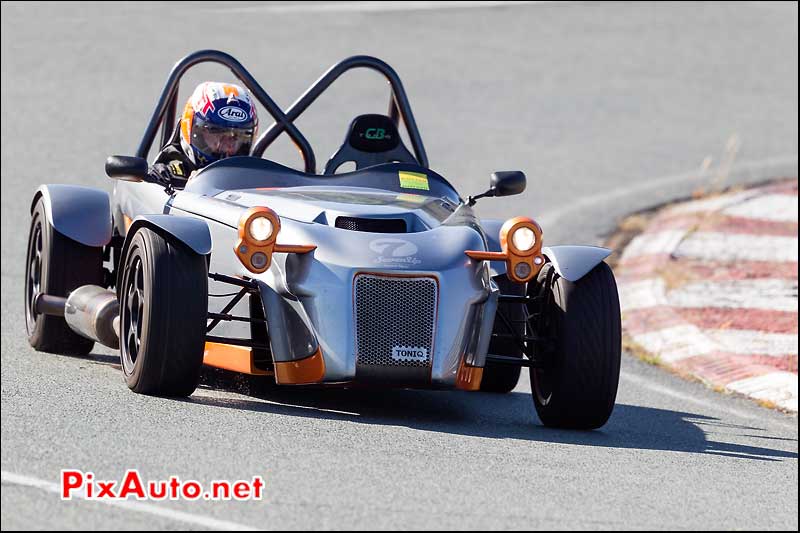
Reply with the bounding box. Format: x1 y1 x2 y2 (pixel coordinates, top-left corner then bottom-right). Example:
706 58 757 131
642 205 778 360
398 171 429 191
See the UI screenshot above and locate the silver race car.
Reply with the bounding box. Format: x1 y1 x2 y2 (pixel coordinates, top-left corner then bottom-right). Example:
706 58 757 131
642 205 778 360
25 51 621 429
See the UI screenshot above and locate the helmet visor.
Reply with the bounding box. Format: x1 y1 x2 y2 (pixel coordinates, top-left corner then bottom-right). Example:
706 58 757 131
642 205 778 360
192 120 254 160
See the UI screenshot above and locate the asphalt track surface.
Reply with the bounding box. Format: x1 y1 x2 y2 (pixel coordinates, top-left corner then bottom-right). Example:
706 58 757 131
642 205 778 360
1 1 797 530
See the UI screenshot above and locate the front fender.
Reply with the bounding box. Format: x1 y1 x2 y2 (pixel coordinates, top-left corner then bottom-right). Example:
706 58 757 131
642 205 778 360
542 245 611 282
117 214 212 293
481 220 611 281
32 185 111 247
122 215 212 256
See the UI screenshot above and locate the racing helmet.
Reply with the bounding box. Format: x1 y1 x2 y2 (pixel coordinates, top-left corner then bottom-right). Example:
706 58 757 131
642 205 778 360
180 82 258 167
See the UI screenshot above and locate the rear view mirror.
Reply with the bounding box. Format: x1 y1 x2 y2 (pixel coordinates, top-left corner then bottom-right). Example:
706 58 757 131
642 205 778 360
468 170 527 206
105 155 149 182
490 171 526 197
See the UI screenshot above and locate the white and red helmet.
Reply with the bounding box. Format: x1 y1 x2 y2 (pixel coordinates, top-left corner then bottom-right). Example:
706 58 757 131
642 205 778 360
180 82 258 166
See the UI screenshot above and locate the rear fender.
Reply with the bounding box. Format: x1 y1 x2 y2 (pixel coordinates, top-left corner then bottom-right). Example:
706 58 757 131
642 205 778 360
32 185 112 247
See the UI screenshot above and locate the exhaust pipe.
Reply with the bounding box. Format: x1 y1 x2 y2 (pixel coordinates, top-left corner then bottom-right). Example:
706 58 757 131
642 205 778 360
35 287 120 348
60 286 120 349
34 294 67 317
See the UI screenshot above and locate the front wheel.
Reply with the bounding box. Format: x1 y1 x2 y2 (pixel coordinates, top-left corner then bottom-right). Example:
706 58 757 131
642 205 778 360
119 228 208 396
530 262 621 429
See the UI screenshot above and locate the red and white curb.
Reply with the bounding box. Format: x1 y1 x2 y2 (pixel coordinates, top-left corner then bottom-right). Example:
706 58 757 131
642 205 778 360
615 180 798 412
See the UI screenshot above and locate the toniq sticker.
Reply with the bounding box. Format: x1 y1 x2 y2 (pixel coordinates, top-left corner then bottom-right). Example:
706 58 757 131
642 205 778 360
391 346 428 362
369 238 422 267
218 106 249 122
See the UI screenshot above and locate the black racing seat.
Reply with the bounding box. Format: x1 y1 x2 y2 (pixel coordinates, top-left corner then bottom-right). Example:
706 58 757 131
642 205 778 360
323 114 419 175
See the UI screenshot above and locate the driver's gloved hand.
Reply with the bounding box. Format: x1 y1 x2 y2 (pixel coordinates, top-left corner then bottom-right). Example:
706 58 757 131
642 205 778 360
150 162 174 185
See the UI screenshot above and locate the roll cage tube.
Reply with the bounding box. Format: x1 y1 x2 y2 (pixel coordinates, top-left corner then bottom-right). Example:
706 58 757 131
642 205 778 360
135 50 316 173
251 55 429 170
136 51 428 174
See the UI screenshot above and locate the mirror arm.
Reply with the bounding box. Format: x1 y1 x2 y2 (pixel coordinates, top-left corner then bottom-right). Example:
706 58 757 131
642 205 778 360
147 168 176 195
467 189 495 207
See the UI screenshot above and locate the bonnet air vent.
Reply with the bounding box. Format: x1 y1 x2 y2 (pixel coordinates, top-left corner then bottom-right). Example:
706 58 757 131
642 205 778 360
335 216 407 233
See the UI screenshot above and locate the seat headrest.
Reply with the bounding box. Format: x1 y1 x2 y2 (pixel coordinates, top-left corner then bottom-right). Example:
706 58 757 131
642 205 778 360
323 114 419 174
346 114 401 153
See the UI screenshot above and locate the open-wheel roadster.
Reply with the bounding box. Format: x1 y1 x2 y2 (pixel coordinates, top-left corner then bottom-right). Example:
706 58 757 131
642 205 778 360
25 50 621 429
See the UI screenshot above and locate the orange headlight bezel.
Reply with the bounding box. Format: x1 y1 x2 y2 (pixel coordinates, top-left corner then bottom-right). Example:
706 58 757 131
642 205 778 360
235 206 281 273
465 216 544 284
500 217 541 257
500 217 543 283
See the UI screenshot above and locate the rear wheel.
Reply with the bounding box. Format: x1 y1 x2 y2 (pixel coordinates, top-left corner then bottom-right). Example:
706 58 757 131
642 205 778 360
119 228 207 396
530 262 621 429
25 198 103 355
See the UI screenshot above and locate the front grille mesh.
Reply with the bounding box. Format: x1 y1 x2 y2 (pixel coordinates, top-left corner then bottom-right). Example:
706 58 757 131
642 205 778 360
354 275 437 368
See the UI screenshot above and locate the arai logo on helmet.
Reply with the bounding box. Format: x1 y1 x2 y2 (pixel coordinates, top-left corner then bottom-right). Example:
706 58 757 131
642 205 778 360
218 106 248 123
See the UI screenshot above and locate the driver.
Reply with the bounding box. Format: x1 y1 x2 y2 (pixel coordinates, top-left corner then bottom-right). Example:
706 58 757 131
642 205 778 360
153 81 258 185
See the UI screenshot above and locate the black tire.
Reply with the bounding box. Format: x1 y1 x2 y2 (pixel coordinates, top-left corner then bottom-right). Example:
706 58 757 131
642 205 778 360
119 228 207 396
25 198 103 355
480 275 525 393
530 262 621 429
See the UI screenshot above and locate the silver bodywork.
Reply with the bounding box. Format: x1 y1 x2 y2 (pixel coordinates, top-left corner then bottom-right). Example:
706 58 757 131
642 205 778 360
40 160 611 388
149 172 493 387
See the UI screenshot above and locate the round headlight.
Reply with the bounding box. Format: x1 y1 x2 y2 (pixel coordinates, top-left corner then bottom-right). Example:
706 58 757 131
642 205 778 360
511 226 536 252
249 216 274 242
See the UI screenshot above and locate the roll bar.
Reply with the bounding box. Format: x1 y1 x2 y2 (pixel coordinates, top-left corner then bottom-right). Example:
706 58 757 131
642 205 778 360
136 50 428 174
251 55 428 169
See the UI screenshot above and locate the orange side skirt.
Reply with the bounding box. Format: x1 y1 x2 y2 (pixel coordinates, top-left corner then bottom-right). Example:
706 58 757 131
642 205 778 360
203 342 272 376
274 348 326 385
456 360 484 391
